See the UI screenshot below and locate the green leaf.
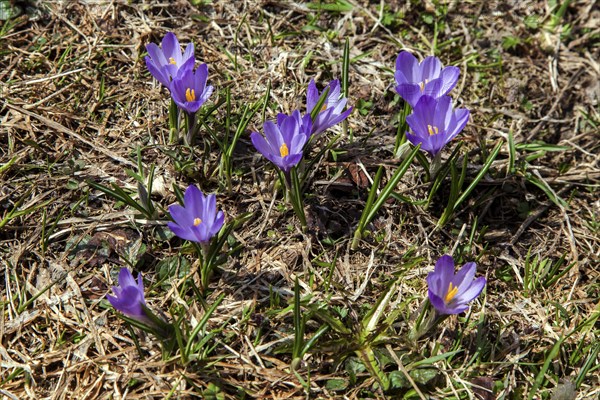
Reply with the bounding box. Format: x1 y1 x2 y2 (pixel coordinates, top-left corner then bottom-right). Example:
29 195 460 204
307 0 353 12
202 383 225 400
325 378 348 391
453 141 502 211
156 256 191 282
0 1 22 21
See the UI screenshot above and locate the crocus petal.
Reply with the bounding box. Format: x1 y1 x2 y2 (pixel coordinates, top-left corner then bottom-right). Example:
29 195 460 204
455 276 486 304
329 106 353 127
145 56 170 87
263 121 284 153
203 193 217 224
290 131 308 154
251 132 275 160
136 274 144 293
107 268 147 321
118 268 137 288
183 185 204 220
394 52 461 107
448 108 470 139
394 83 421 107
428 291 447 313
110 286 144 315
427 255 485 315
200 85 214 103
300 113 313 136
436 255 456 282
427 133 449 156
395 51 419 82
439 66 460 96
161 32 179 62
167 222 198 242
405 131 430 154
169 66 212 114
276 113 288 127
306 79 351 134
444 304 470 315
211 211 225 236
432 96 452 129
420 56 442 81
306 79 319 112
452 262 477 295
280 114 300 145
192 221 210 243
168 186 224 244
195 63 209 89
146 43 168 68
422 78 447 102
283 153 303 170
327 80 341 101
182 42 195 64
168 204 193 228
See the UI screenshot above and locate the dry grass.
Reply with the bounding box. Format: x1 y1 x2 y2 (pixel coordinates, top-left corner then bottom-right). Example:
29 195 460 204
1 0 599 399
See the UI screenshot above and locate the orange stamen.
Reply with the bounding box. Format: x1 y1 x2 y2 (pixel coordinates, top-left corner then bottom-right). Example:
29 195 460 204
444 282 459 303
279 143 289 157
185 88 196 102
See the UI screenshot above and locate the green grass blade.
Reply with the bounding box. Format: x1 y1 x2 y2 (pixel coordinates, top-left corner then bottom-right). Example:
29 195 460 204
528 336 564 400
342 37 350 98
184 293 225 360
364 145 419 225
453 141 502 211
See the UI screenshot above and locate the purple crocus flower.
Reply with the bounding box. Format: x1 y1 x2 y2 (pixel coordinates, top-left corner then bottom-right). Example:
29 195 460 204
405 95 469 156
427 255 486 315
251 110 312 173
107 268 149 323
145 32 195 87
306 79 352 135
169 64 214 114
168 185 225 244
394 51 460 107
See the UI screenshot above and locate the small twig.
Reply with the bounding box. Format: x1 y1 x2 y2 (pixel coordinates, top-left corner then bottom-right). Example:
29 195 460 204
385 344 427 400
3 102 136 168
22 68 86 86
526 68 583 141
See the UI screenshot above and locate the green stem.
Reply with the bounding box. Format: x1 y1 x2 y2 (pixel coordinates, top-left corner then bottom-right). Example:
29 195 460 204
429 151 443 179
168 100 179 144
290 167 307 232
357 346 390 391
184 111 196 146
199 242 211 290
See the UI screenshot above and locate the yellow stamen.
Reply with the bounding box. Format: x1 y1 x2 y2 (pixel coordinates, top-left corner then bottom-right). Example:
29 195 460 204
279 143 289 157
427 125 439 136
193 218 202 226
321 103 328 112
419 79 429 92
444 282 459 303
185 88 196 102
169 57 177 65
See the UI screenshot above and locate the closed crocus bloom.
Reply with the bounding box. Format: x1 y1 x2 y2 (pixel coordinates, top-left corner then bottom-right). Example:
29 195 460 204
427 255 486 315
169 64 214 114
306 79 352 135
405 95 469 156
394 51 460 107
145 32 195 87
251 110 312 173
168 185 225 244
107 268 149 323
